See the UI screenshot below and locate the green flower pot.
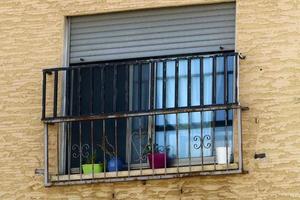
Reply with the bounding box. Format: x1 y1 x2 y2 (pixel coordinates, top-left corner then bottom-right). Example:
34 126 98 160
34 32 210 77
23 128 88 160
82 163 104 174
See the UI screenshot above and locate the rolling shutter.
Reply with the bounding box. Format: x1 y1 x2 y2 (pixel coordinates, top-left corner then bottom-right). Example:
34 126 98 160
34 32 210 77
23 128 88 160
69 2 235 64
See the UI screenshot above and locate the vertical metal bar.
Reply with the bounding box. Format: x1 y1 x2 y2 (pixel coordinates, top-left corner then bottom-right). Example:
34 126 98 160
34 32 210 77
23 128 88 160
138 64 142 111
44 123 50 186
79 121 82 180
176 113 179 173
187 59 192 172
113 66 118 176
67 122 71 181
225 109 229 170
101 67 106 177
200 111 204 170
102 120 106 178
224 56 228 104
42 71 47 119
188 112 191 172
68 68 74 180
115 119 118 176
199 58 204 169
212 56 216 105
200 58 204 106
235 54 239 104
126 118 131 177
212 56 216 170
89 67 95 179
91 120 94 179
163 114 167 175
151 114 155 175
149 62 155 175
77 68 82 179
162 62 167 109
187 59 191 107
56 124 60 179
139 117 142 176
212 110 216 170
175 59 179 108
53 71 58 117
238 108 243 171
175 60 179 172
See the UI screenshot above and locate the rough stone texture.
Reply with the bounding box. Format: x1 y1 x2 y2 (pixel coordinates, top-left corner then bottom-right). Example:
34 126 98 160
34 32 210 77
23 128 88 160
0 0 299 199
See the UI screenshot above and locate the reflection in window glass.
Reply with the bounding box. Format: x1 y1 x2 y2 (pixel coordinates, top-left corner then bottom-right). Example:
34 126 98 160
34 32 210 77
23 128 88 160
178 60 188 107
203 58 213 105
216 57 224 104
227 56 235 103
191 59 200 106
178 113 188 158
155 62 163 109
166 61 175 108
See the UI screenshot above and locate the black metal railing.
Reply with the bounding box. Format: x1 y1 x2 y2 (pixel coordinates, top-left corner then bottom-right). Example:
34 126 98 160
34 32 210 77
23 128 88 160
42 52 245 186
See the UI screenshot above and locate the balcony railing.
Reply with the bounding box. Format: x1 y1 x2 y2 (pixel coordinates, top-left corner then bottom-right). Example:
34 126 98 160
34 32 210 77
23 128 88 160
41 52 246 186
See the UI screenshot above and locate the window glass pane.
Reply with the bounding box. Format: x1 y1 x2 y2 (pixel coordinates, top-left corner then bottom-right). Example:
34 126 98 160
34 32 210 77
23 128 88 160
191 59 200 106
178 60 188 107
155 62 163 109
203 58 213 105
216 57 225 104
178 113 188 158
166 61 175 108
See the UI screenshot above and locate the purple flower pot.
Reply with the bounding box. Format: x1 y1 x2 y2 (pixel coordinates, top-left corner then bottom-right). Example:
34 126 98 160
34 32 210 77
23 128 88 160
147 153 167 169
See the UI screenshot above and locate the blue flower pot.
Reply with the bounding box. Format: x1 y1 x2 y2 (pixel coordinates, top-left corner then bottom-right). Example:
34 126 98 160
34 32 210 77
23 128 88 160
107 157 124 172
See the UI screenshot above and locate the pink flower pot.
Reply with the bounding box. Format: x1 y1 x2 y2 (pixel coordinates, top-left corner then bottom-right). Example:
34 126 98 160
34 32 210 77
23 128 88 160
147 153 167 169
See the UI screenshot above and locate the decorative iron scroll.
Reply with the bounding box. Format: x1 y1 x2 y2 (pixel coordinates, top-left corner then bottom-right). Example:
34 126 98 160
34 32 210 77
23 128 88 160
72 144 90 159
193 135 212 149
131 130 148 162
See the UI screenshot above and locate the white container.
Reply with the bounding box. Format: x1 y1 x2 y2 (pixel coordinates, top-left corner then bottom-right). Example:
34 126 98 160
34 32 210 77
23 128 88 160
216 147 231 164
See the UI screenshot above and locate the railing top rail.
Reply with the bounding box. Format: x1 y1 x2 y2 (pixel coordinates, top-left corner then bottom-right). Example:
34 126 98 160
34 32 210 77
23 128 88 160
42 104 247 124
42 52 238 72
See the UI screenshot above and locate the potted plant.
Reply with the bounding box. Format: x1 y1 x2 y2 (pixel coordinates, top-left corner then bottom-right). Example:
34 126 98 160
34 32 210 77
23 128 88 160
82 151 104 175
143 138 169 169
98 137 124 172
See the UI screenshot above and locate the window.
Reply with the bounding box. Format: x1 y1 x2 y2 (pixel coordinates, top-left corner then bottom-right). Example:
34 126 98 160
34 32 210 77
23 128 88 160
42 53 244 186
41 3 243 186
